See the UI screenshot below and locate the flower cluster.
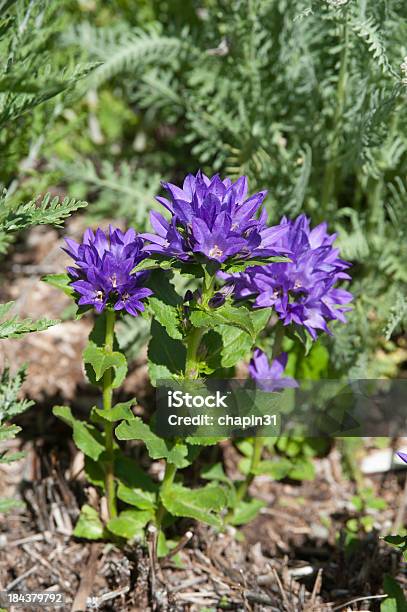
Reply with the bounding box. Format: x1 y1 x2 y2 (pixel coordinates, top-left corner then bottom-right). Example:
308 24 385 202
249 349 297 391
232 214 352 339
64 226 152 316
142 171 289 264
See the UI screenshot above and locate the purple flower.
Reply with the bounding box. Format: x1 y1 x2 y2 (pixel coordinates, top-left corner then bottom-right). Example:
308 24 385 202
232 215 353 339
142 171 290 265
249 349 298 392
397 452 407 464
63 226 152 316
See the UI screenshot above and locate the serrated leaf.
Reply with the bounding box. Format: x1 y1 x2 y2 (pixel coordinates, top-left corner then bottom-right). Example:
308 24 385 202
93 399 136 423
73 504 104 540
107 509 153 539
229 499 265 526
83 341 127 388
53 405 104 461
42 273 74 297
115 417 189 468
146 270 183 340
147 320 186 386
161 483 226 528
117 482 157 510
190 303 256 338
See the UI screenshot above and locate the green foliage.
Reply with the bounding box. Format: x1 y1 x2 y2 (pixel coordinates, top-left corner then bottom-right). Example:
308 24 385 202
83 341 128 389
160 483 227 529
0 366 32 511
381 575 407 612
73 504 104 540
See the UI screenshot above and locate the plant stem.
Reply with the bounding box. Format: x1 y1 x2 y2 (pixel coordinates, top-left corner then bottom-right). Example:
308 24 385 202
156 268 217 527
185 326 205 379
321 16 349 210
155 461 177 529
235 436 264 505
103 309 117 519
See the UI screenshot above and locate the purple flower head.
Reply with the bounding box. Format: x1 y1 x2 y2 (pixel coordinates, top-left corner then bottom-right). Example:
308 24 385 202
63 226 152 316
233 215 353 339
142 171 290 265
397 452 407 464
249 349 298 392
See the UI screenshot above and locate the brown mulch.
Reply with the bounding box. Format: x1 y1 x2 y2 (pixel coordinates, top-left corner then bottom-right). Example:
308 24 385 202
0 421 406 611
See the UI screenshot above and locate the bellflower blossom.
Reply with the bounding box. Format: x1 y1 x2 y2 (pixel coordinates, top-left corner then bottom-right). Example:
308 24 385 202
142 171 289 264
64 226 152 316
249 349 298 392
232 214 353 339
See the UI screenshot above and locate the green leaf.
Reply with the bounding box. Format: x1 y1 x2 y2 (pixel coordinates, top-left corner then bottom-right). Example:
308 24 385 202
53 406 104 461
186 436 224 446
223 257 290 273
115 417 189 468
83 341 127 389
147 320 186 385
0 423 20 442
92 399 136 423
381 575 407 612
73 504 104 540
132 255 174 273
107 509 153 540
229 499 265 526
161 483 227 528
117 482 157 511
384 534 407 561
114 454 158 490
146 270 183 339
84 457 105 489
201 463 230 484
42 273 74 298
253 458 293 480
0 301 58 339
190 303 256 339
288 458 316 481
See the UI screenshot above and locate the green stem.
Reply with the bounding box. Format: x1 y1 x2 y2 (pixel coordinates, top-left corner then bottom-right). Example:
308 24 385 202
103 309 117 519
156 268 217 527
155 461 177 529
234 436 264 505
321 16 349 210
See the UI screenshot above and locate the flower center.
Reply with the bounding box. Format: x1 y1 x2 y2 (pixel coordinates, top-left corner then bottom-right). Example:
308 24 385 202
111 273 117 287
294 280 302 289
96 290 104 301
209 245 223 259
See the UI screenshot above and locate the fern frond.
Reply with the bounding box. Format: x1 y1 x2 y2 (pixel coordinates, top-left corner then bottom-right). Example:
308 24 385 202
1 193 87 233
72 24 184 88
